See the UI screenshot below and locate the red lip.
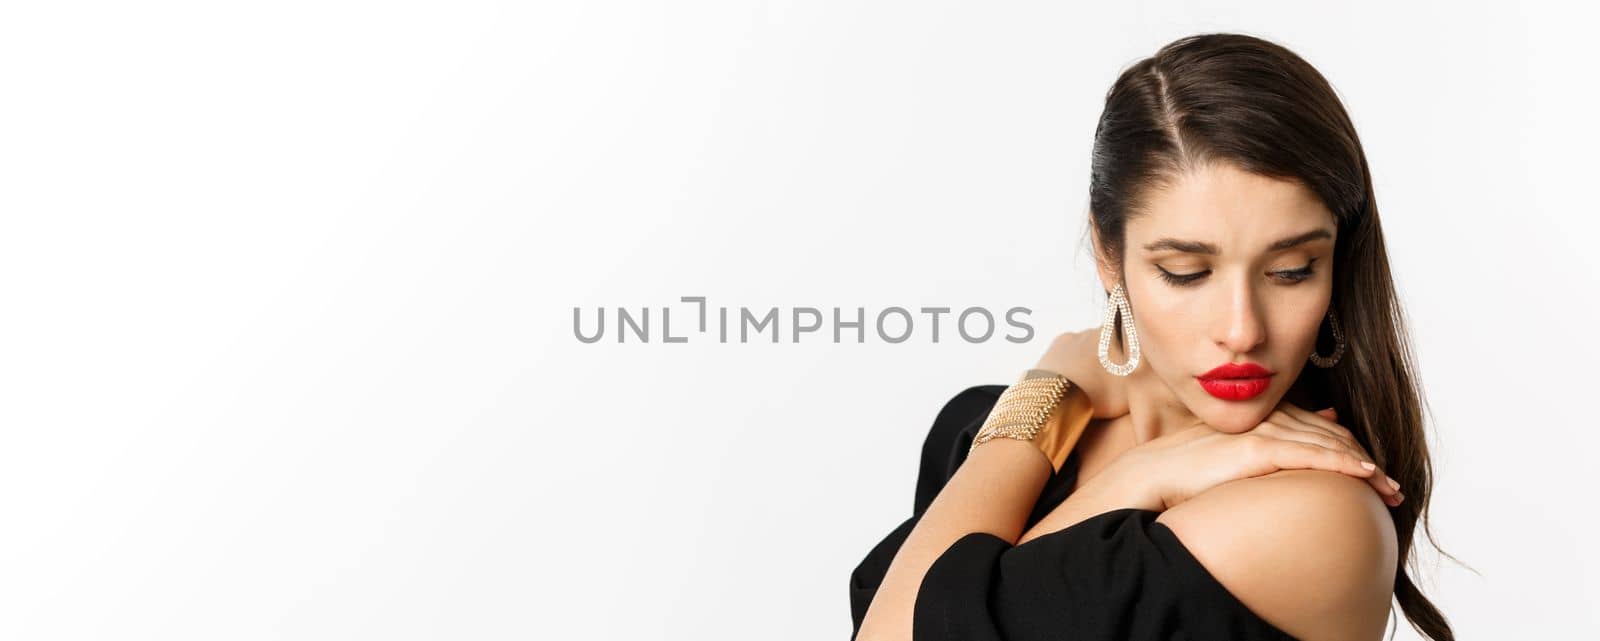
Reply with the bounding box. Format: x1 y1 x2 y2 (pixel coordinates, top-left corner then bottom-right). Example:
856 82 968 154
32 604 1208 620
1196 362 1275 401
1199 362 1273 379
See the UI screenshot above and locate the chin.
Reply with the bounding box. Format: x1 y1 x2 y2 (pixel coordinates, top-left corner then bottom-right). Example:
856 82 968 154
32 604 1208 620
1191 394 1281 433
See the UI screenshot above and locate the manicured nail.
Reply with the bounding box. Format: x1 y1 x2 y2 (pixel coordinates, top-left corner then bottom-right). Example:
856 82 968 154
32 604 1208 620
1386 476 1400 492
1360 461 1376 472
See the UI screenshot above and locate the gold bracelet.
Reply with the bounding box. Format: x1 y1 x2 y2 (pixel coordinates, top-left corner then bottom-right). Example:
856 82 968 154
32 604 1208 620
969 369 1071 458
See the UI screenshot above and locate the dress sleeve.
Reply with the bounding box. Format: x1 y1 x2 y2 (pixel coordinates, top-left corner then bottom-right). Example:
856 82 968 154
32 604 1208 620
912 508 1298 641
849 385 1008 637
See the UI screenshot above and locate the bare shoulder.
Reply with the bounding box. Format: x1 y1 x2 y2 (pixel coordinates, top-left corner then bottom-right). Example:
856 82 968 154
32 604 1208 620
1154 470 1399 641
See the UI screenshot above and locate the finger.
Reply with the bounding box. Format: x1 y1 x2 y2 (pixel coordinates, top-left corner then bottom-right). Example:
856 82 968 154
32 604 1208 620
1251 438 1377 480
1274 410 1370 472
1276 407 1404 506
1270 409 1362 455
1280 404 1359 445
1257 421 1394 501
1255 412 1403 507
1268 411 1400 502
1255 417 1353 455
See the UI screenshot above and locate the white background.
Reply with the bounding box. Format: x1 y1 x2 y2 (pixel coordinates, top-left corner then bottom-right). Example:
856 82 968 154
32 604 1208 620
2 1 1595 639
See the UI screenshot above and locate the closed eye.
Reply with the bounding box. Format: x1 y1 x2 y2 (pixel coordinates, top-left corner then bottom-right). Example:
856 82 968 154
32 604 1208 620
1273 265 1312 282
1271 258 1318 284
1156 266 1208 287
1156 258 1319 288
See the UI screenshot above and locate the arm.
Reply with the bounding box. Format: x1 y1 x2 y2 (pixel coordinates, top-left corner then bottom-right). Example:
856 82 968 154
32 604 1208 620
854 439 1049 641
1015 480 1138 546
1154 469 1400 641
858 332 1119 641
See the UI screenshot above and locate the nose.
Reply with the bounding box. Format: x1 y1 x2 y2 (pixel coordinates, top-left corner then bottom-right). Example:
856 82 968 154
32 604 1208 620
1215 281 1266 355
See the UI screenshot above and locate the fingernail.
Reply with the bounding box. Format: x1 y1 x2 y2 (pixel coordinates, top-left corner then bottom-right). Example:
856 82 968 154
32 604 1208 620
1360 461 1376 472
1386 476 1400 492
1395 491 1405 503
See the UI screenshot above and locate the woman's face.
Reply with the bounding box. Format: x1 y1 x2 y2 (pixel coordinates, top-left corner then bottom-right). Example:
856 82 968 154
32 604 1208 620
1103 162 1337 432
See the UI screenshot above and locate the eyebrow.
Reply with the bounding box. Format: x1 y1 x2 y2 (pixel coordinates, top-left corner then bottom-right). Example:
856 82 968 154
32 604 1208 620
1141 228 1333 254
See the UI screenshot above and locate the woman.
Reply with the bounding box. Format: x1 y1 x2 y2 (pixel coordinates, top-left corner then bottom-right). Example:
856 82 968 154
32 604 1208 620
849 33 1454 641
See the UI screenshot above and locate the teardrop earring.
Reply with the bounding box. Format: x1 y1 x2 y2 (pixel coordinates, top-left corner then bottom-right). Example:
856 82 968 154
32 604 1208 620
1308 310 1345 368
1097 283 1140 376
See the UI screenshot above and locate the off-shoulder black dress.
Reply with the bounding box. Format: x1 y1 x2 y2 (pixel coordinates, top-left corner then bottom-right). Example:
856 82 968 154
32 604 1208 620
848 384 1298 641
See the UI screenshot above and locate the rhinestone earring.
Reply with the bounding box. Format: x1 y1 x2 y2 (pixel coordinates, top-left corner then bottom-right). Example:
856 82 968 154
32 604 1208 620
1097 283 1140 376
1308 310 1345 368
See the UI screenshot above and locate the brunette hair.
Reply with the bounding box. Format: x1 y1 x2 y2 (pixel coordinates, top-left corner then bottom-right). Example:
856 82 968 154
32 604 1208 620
1086 32 1457 640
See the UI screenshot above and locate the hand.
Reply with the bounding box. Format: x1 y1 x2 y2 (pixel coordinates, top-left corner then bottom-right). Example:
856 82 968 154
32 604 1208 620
1260 404 1405 507
1032 329 1129 419
1078 403 1405 512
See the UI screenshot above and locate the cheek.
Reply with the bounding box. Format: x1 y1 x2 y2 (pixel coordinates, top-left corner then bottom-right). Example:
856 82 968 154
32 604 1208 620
1123 284 1201 373
1269 291 1332 356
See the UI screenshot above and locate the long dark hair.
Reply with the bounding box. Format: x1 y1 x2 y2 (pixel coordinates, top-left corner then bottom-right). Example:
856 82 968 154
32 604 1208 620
1086 33 1457 640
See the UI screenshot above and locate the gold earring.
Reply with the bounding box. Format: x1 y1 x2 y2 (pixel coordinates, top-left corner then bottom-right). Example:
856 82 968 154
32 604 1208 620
1097 283 1140 376
1309 310 1345 368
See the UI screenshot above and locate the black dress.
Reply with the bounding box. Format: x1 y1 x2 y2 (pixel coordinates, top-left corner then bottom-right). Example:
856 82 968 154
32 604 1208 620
848 384 1298 641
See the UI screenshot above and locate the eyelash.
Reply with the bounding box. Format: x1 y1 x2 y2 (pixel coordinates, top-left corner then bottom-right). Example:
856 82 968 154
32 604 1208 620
1155 259 1318 287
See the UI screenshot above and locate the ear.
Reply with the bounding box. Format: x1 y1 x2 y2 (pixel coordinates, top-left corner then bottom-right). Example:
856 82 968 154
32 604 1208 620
1088 221 1119 294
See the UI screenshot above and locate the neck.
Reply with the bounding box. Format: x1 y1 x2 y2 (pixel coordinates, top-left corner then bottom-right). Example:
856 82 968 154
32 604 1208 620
1118 357 1206 445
